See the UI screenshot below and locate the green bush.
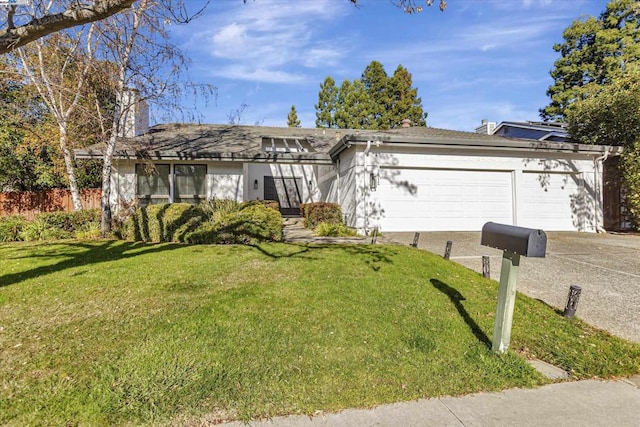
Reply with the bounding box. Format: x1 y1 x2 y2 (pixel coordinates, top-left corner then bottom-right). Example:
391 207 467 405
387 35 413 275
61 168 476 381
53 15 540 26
314 221 361 237
75 221 102 240
186 203 283 245
19 217 71 241
300 202 343 229
35 210 101 234
0 210 100 242
0 215 28 242
130 203 206 243
199 197 242 221
241 199 280 212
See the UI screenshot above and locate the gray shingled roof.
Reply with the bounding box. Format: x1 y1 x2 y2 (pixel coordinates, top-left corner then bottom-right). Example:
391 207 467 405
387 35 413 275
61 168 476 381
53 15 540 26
74 123 616 161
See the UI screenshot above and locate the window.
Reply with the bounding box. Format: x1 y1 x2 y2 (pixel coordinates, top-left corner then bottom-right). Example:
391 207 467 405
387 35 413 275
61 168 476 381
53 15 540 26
136 163 170 207
174 164 207 204
135 163 207 206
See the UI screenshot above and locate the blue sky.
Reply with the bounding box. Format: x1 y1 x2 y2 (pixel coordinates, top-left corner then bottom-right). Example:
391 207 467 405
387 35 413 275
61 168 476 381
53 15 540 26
167 0 609 132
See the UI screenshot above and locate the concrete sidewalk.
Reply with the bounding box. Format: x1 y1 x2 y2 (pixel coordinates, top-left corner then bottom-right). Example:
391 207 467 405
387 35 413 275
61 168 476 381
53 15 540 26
222 376 640 426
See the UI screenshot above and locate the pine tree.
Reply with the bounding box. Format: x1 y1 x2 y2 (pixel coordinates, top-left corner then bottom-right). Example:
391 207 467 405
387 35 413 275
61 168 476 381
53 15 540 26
541 0 640 121
361 60 391 129
335 79 368 129
287 105 301 127
388 65 427 128
315 62 427 130
315 76 338 128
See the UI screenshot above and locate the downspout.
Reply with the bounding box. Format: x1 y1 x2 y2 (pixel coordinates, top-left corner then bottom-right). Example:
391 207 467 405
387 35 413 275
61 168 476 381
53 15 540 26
594 148 611 233
363 140 372 233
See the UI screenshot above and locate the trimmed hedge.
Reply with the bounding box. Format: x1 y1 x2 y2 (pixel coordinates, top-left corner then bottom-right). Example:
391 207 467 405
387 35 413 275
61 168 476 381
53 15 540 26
300 202 343 229
186 204 283 244
128 203 206 243
124 201 283 245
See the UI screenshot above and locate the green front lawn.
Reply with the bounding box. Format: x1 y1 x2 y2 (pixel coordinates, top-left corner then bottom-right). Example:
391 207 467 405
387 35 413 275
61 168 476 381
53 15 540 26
1 241 639 425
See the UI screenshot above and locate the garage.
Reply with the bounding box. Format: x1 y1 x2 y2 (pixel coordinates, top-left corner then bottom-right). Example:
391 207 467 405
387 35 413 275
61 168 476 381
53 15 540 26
377 168 514 231
519 171 583 231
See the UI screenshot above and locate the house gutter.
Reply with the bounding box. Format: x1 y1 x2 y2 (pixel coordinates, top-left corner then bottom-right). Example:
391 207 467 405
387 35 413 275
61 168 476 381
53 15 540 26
74 149 335 165
329 133 614 159
363 140 372 232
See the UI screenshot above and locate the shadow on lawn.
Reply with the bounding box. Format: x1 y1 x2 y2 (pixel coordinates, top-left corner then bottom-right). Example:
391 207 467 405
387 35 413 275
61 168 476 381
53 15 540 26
0 240 182 288
250 242 398 270
431 278 492 348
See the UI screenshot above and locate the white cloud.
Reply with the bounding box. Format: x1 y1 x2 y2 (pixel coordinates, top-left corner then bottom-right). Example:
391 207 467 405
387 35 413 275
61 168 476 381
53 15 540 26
210 65 307 84
480 43 497 52
183 0 352 84
303 47 343 68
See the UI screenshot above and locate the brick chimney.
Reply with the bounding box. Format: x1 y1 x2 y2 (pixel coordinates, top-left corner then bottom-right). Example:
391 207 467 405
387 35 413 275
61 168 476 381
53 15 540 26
401 119 412 128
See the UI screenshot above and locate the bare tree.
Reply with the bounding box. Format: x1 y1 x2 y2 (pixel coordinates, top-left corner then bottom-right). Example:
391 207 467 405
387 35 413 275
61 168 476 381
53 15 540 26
91 0 214 235
227 102 250 125
14 23 99 210
0 0 135 55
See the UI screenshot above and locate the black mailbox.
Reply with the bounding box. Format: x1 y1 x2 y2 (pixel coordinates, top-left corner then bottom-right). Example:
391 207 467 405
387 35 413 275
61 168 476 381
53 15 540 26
481 222 546 258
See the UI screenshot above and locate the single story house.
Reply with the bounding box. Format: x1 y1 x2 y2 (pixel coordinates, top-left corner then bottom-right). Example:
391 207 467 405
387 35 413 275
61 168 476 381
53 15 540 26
75 122 621 233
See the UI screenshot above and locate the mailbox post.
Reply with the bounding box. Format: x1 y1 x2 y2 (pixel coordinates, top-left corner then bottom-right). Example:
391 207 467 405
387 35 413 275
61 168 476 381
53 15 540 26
481 222 547 353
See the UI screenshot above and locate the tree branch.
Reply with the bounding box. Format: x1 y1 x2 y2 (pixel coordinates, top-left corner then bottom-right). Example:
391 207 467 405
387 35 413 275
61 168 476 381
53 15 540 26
0 0 135 55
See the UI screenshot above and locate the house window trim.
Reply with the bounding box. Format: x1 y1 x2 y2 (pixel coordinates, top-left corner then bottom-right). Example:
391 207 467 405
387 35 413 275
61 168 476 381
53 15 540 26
174 163 208 204
136 163 171 206
135 162 208 205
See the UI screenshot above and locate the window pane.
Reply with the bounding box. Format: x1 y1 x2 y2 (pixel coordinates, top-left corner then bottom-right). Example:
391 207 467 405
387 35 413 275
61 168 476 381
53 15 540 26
136 164 169 196
175 164 206 199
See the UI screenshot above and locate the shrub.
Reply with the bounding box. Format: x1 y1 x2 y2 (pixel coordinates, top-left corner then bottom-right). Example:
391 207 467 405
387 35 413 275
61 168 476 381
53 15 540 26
300 202 343 229
34 210 101 234
314 222 361 237
0 216 28 242
199 197 242 221
75 221 102 240
19 217 71 241
241 199 280 212
130 203 206 243
186 203 283 245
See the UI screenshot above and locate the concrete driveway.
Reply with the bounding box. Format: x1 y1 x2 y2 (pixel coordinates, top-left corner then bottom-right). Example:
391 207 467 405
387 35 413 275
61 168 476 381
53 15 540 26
381 231 640 343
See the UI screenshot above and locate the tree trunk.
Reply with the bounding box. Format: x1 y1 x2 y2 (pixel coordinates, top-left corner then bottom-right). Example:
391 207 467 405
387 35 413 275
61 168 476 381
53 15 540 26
59 124 83 211
100 132 117 236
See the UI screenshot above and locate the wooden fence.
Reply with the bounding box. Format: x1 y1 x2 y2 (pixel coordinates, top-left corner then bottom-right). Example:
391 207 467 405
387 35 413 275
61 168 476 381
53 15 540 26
0 189 102 221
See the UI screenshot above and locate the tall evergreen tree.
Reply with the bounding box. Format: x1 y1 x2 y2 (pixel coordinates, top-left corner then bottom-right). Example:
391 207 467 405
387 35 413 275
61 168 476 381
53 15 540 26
388 65 427 128
315 61 427 130
315 76 338 128
287 105 301 127
361 60 391 129
541 0 640 121
335 79 368 129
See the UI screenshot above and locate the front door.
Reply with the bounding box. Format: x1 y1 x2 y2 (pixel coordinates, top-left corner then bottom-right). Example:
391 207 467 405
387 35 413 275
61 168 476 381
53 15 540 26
264 176 302 216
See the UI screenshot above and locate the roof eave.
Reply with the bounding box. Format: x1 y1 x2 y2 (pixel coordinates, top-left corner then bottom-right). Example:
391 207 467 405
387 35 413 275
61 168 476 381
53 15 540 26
328 133 618 156
75 149 334 165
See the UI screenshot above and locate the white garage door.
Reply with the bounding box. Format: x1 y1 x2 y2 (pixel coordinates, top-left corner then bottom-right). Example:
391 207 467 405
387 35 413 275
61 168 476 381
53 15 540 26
378 168 513 231
520 172 583 231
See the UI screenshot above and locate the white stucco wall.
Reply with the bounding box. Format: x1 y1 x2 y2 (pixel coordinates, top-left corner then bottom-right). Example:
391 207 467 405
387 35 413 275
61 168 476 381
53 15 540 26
338 144 604 233
110 160 243 213
209 163 243 201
